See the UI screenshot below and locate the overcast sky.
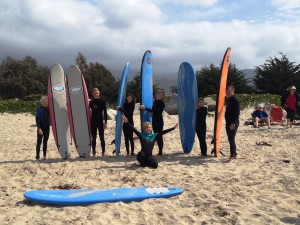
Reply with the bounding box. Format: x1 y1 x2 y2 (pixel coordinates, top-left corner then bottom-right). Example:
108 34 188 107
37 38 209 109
1 0 300 79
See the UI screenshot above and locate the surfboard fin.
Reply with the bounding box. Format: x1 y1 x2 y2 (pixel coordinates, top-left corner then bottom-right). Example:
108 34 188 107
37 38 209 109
211 149 225 157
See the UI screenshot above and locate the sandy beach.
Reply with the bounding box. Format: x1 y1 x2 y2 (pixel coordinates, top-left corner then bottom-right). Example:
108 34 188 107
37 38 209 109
0 107 299 225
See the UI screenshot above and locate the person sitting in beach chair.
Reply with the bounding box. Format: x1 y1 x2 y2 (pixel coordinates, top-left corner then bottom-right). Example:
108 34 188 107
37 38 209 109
252 104 270 128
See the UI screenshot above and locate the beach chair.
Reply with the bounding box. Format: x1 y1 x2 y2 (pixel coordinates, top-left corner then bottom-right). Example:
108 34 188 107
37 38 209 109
270 106 283 124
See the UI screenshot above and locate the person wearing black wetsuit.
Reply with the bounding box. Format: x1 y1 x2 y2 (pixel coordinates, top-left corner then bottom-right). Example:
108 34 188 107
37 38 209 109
195 98 208 156
140 89 165 155
225 86 240 162
120 93 136 155
123 116 178 169
89 88 107 156
35 96 50 160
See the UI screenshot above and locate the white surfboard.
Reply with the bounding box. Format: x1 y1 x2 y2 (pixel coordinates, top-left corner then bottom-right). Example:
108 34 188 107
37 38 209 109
66 65 91 157
48 64 72 159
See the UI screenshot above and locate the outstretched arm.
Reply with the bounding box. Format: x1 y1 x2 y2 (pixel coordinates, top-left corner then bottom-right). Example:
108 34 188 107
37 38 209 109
123 116 142 139
155 122 178 139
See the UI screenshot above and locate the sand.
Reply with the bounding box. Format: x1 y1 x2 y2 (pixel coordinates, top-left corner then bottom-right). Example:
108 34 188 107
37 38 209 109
0 108 299 225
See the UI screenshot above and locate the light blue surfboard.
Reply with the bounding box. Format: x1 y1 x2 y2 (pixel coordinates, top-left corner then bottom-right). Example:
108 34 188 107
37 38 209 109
24 187 183 206
114 62 130 156
178 62 198 153
140 50 153 130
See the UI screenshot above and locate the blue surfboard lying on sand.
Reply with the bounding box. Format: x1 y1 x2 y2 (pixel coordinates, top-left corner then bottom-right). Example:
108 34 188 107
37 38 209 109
114 62 130 156
178 62 198 153
140 50 153 130
24 187 183 206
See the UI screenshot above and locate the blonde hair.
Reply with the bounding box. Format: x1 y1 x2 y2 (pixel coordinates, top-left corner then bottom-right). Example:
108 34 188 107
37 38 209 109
143 122 152 131
40 96 48 103
93 88 100 93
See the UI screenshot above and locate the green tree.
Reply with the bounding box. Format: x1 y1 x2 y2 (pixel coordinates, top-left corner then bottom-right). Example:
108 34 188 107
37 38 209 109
196 63 220 97
74 53 118 104
227 64 252 93
196 63 251 97
127 73 141 102
76 52 88 73
0 56 49 99
254 53 300 94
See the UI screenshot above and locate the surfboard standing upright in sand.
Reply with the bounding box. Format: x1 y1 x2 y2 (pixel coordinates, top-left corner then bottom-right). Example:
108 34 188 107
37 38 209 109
212 47 231 157
178 62 198 153
65 65 91 158
48 63 72 159
114 62 130 156
140 50 153 130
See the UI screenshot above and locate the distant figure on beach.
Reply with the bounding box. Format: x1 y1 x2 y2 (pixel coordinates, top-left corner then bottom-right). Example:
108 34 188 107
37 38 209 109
117 92 136 156
225 86 240 162
123 115 178 169
252 104 271 128
140 88 165 155
281 85 300 128
90 88 107 157
195 98 208 156
35 96 50 160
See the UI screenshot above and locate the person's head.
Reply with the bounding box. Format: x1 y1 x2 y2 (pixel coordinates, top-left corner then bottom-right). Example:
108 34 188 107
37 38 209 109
197 97 205 107
257 104 264 111
288 85 296 94
40 96 48 107
92 88 100 99
154 88 164 100
126 92 136 104
226 85 235 98
143 122 152 133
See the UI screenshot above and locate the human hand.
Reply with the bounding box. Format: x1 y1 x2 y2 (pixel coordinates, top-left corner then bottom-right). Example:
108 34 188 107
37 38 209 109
103 123 107 129
116 106 120 110
123 115 128 123
37 128 43 135
140 104 145 110
229 123 235 130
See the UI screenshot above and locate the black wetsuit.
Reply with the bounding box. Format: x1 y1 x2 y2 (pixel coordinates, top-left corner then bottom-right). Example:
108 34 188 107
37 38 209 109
120 102 135 155
196 106 208 156
225 95 240 158
145 99 165 155
126 123 174 169
90 98 107 154
35 106 50 159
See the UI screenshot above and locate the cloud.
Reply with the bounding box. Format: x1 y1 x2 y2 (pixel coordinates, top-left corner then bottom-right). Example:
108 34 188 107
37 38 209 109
1 0 300 79
271 0 300 10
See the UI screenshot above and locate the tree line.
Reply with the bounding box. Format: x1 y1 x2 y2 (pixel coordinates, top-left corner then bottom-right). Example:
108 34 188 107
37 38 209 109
0 52 300 103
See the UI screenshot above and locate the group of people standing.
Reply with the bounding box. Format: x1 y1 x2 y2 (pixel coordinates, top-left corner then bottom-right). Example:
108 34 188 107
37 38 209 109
35 84 298 167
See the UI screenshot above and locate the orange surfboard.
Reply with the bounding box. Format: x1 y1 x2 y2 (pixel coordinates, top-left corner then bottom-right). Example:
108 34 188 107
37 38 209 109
212 48 231 157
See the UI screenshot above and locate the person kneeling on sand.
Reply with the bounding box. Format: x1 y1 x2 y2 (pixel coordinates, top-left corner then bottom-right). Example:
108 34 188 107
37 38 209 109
122 115 178 169
252 104 270 128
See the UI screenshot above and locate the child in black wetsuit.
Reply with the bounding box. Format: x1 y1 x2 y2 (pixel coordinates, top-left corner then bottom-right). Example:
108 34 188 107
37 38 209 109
35 96 50 160
140 88 165 155
195 98 208 156
89 88 108 157
123 116 178 169
119 93 136 155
